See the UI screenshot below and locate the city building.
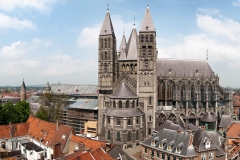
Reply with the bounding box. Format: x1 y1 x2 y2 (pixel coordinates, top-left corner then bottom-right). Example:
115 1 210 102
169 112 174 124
97 5 233 149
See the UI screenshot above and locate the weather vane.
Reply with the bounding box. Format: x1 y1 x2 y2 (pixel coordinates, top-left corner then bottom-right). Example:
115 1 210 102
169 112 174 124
107 3 109 11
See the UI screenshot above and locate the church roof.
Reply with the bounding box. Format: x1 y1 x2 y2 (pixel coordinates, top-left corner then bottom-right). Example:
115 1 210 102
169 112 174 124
155 120 185 132
99 11 115 37
140 6 155 32
157 59 216 78
219 115 232 128
200 112 217 123
104 108 144 117
21 80 26 90
125 27 138 60
110 82 138 99
118 35 127 60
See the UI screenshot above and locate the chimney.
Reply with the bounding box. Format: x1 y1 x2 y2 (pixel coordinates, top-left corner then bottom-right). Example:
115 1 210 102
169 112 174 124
56 119 60 130
53 143 61 159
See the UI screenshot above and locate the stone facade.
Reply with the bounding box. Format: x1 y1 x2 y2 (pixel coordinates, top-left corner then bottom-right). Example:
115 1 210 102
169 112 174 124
97 6 232 149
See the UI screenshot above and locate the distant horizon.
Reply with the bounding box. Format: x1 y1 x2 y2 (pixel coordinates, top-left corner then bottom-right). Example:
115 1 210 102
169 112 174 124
0 0 240 87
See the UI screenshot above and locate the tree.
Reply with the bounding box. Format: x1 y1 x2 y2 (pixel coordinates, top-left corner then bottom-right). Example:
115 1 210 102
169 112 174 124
0 101 30 125
39 92 68 122
36 106 49 121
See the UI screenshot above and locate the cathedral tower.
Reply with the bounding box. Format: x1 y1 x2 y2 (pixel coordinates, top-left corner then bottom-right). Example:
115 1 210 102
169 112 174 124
137 5 157 136
98 9 117 138
20 79 26 101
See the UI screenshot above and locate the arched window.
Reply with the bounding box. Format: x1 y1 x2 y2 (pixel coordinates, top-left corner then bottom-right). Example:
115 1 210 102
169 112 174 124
117 119 120 125
150 35 153 42
126 101 129 108
105 39 107 48
142 49 146 56
102 53 104 60
107 130 111 140
127 119 131 125
104 63 107 72
105 52 108 60
127 131 132 141
149 116 152 121
113 101 116 108
144 60 148 69
108 38 110 48
141 35 144 42
145 35 149 42
157 114 167 126
119 101 122 108
169 113 177 124
117 131 121 141
136 130 139 140
101 39 103 48
132 100 135 108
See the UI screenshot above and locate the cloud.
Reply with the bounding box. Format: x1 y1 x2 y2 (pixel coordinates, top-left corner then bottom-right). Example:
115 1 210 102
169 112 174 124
0 0 56 11
232 0 240 6
0 13 36 30
198 8 220 15
77 14 137 49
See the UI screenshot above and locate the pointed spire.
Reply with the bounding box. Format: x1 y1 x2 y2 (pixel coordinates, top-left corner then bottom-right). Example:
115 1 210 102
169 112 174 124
125 28 138 60
99 10 115 37
21 79 26 90
140 5 155 32
118 35 127 60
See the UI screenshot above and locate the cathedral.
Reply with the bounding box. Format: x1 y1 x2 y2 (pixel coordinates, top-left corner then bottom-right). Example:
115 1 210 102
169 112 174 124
97 6 233 149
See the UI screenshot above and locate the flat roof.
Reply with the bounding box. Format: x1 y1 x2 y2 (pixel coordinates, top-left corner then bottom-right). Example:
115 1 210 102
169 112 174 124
68 99 98 110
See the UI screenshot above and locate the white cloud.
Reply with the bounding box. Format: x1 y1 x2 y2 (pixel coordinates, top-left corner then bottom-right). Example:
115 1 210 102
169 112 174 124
0 13 36 30
0 0 56 11
198 8 220 15
232 0 240 6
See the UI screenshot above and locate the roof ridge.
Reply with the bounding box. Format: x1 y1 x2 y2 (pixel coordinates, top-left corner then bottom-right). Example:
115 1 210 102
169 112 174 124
140 5 155 32
158 58 207 62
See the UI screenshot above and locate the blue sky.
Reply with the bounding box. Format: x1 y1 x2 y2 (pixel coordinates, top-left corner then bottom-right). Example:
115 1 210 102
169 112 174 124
0 0 240 87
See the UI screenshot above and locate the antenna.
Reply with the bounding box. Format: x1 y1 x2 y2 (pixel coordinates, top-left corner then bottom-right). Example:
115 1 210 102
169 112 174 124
206 49 208 61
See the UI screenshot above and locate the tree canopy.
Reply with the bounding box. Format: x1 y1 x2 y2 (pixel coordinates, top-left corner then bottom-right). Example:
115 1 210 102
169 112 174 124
0 101 30 125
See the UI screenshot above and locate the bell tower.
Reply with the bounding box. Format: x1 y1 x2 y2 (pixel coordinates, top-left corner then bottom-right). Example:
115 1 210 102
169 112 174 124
98 9 117 139
137 5 157 136
20 79 26 101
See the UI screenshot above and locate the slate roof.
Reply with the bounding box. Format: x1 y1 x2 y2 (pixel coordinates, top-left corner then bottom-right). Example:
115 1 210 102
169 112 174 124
155 120 185 132
157 59 216 78
140 128 197 157
219 115 232 128
19 139 44 152
0 97 20 105
26 96 39 103
108 145 133 160
200 112 217 122
140 6 155 32
118 34 127 59
125 28 138 60
21 80 26 90
192 128 224 156
99 11 115 37
185 123 198 132
104 108 144 118
110 82 138 99
68 99 98 110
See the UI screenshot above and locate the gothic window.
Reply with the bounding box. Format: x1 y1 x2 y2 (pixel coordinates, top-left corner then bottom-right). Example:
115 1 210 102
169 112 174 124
157 114 167 126
145 147 147 153
158 80 165 100
167 81 174 100
132 100 135 108
117 131 121 141
102 53 104 60
144 60 148 69
127 119 131 125
108 52 110 60
101 39 103 48
157 151 160 157
113 101 116 108
136 130 139 140
104 63 107 72
108 38 110 48
119 101 122 108
105 52 108 60
141 35 144 42
107 118 110 124
149 97 152 105
149 116 152 122
168 113 177 124
181 85 184 100
151 149 154 157
142 49 146 56
150 35 153 42
145 35 149 42
136 117 139 124
117 119 120 125
127 131 132 141
105 39 107 48
148 128 151 135
107 130 111 140
130 64 134 71
126 101 129 108
148 49 152 56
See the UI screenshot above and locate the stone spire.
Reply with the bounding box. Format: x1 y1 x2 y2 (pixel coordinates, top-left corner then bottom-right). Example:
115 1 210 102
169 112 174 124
118 35 127 60
46 81 51 92
99 10 115 37
126 27 138 60
20 79 26 101
140 5 155 32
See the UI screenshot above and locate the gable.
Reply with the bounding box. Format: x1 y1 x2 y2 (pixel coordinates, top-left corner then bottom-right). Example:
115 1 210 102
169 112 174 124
113 72 137 93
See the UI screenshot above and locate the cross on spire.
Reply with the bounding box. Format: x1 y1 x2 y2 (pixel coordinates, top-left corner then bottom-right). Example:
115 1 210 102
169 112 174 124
107 3 109 12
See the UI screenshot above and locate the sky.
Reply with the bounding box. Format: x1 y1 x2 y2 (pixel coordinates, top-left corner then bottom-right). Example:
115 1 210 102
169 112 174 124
0 0 240 88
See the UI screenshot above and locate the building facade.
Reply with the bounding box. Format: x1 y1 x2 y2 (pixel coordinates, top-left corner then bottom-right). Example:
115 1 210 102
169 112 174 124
97 6 232 148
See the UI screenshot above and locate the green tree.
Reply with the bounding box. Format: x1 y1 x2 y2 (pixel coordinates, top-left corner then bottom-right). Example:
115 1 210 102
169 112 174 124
39 92 68 122
36 106 49 121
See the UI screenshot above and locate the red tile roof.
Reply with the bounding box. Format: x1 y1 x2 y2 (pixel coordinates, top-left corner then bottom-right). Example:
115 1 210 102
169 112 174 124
70 135 106 151
226 123 240 138
0 123 29 139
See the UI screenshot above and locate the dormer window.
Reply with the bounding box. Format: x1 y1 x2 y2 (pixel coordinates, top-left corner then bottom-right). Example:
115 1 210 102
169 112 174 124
151 137 159 146
203 137 211 149
176 142 183 153
167 141 174 150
